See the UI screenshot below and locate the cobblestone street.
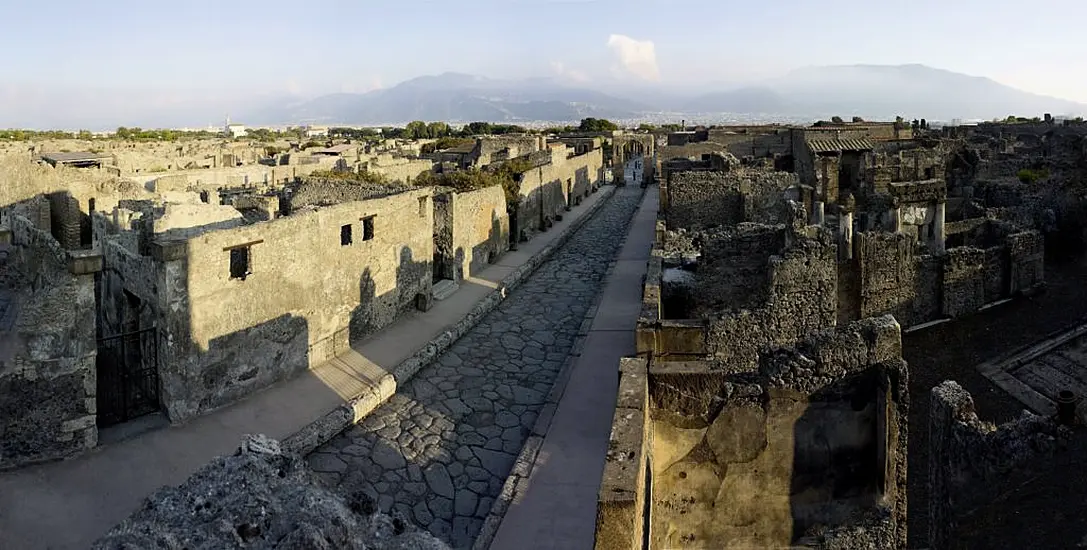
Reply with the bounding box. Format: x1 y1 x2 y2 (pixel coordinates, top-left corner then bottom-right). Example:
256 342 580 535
307 185 645 549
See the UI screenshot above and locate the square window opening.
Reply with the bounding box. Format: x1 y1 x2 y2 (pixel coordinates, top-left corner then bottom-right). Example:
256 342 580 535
340 224 353 246
363 216 375 241
229 247 251 280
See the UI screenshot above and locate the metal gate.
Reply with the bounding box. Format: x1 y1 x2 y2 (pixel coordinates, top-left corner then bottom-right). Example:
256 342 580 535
96 327 159 427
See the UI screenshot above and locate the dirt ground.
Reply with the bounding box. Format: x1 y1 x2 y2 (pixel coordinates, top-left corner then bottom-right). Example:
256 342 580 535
903 253 1087 549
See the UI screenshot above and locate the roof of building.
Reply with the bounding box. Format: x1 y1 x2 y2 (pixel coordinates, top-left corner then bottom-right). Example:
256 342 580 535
310 144 355 155
807 138 875 154
444 142 477 154
40 151 113 163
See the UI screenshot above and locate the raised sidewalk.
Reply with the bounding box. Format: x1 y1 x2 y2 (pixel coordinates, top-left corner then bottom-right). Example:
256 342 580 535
483 184 659 550
0 185 616 550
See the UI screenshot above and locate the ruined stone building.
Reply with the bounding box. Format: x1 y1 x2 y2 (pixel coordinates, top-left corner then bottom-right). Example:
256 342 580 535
654 126 1046 334
599 317 909 549
0 136 606 468
94 182 435 423
0 203 101 470
508 141 605 242
597 116 1087 549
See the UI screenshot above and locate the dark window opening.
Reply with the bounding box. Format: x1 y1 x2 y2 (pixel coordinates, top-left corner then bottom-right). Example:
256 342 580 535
230 247 251 280
363 216 375 241
924 167 935 179
199 190 210 203
340 224 353 246
418 196 427 217
88 198 96 213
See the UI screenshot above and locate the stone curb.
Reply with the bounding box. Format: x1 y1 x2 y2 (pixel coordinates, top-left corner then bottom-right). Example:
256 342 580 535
283 185 619 457
470 185 649 550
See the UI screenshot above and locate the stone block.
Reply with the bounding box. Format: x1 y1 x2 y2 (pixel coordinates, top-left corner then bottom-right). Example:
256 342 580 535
67 251 103 275
150 239 188 262
415 292 433 312
656 320 707 356
635 325 657 356
596 406 647 550
61 414 97 433
616 362 647 411
648 362 731 428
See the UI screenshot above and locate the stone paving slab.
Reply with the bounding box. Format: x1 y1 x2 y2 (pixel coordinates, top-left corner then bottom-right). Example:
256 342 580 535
306 186 648 550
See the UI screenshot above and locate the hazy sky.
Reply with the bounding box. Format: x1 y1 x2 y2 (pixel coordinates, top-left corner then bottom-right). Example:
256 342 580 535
1 0 1085 126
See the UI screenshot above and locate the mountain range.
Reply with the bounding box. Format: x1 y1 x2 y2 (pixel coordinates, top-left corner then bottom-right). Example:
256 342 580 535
243 64 1087 126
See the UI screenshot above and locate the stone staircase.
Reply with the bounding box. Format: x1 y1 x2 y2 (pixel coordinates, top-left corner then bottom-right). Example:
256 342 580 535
431 279 459 301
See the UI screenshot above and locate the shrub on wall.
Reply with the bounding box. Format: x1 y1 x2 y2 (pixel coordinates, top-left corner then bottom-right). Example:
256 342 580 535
1016 168 1049 184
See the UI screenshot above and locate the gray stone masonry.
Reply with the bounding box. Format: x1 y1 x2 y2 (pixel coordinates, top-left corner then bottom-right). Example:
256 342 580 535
307 187 646 549
93 435 450 550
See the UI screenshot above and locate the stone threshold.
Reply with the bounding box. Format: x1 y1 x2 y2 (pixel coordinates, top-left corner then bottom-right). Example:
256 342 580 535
283 185 619 457
977 318 1087 419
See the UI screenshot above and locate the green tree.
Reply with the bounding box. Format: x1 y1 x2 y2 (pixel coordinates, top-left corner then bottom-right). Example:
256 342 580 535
578 118 619 133
404 121 428 139
426 122 451 139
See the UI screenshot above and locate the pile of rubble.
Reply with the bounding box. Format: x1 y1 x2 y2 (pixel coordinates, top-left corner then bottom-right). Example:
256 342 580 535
92 435 450 550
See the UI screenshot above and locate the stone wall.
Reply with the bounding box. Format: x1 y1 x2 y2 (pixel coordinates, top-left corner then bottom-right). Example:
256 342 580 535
282 178 412 213
694 223 783 313
92 435 451 550
598 316 909 550
928 381 1070 550
666 171 745 230
0 215 99 470
702 225 839 369
363 155 434 184
474 135 544 167
847 228 1045 328
666 169 798 231
433 185 509 282
132 159 337 191
514 147 602 240
853 232 943 328
156 188 433 422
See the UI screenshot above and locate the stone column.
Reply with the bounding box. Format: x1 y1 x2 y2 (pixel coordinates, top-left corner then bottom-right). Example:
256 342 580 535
890 202 902 233
811 201 825 226
839 206 854 261
933 201 946 254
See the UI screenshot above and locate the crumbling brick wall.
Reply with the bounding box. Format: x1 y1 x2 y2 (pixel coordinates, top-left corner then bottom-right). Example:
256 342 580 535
702 225 839 368
667 171 745 230
0 215 98 470
600 316 909 550
667 169 797 231
854 232 942 327
46 192 82 249
928 381 1070 550
475 135 543 167
282 178 411 214
694 223 783 313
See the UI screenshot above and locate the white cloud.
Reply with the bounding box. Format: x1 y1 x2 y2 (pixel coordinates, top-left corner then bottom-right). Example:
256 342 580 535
607 34 660 81
340 76 384 94
550 61 590 83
